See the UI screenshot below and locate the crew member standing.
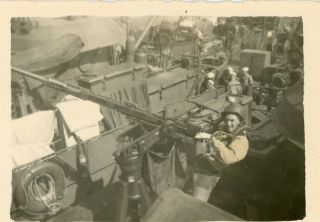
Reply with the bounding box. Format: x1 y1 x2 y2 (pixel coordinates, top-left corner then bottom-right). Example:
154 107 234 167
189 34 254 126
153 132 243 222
239 67 254 96
228 71 242 95
192 103 249 202
224 20 236 58
196 28 204 53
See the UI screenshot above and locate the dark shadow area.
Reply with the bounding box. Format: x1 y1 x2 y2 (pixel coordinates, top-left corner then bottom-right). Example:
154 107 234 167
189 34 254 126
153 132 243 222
208 139 305 221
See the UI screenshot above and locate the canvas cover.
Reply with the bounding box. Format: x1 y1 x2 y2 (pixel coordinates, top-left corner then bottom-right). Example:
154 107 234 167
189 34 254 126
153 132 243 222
12 33 84 72
142 141 188 196
11 110 56 168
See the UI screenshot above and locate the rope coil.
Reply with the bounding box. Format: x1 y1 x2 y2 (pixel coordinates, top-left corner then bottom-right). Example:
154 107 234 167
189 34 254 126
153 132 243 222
17 163 64 218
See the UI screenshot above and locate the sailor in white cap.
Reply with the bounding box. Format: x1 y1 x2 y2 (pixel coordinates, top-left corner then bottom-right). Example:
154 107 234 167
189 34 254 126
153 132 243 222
242 67 249 72
199 72 216 93
230 70 237 77
228 70 242 95
205 72 216 91
207 72 215 79
207 79 215 90
196 28 204 52
240 67 253 96
241 67 253 84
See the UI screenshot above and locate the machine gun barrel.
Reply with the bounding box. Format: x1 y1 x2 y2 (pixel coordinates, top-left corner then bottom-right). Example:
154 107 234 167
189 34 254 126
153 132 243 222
11 66 187 131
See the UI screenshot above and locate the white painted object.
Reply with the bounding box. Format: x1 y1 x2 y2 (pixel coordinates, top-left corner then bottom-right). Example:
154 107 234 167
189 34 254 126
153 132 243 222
56 95 103 147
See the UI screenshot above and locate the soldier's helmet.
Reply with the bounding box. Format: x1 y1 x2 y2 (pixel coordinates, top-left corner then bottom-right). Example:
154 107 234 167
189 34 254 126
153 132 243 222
222 103 246 122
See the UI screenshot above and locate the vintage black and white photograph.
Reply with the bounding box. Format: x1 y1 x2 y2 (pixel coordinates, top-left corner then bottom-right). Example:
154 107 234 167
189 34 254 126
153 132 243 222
10 16 304 221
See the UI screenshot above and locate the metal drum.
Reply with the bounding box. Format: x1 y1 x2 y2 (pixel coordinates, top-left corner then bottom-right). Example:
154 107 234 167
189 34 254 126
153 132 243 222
126 35 136 63
135 51 148 64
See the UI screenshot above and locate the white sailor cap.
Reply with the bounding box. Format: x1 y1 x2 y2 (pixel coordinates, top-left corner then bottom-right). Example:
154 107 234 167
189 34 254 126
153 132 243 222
227 96 236 103
230 71 237 76
228 67 234 72
206 72 215 79
242 67 249 72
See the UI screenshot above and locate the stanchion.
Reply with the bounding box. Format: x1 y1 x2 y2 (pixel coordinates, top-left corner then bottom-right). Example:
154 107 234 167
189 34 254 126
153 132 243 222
115 153 152 222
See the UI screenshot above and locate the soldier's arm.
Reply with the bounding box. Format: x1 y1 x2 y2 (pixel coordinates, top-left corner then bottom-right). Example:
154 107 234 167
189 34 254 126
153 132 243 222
213 136 249 165
249 76 254 85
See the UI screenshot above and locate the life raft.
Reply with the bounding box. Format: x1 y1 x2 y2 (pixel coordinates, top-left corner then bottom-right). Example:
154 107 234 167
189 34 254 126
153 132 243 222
14 161 65 218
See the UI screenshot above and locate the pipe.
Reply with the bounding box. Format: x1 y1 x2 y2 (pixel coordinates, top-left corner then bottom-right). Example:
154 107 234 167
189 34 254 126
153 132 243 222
134 16 158 50
164 16 184 70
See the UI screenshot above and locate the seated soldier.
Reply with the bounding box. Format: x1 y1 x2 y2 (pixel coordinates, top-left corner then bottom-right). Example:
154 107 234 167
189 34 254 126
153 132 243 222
199 72 216 94
192 103 249 202
219 66 233 86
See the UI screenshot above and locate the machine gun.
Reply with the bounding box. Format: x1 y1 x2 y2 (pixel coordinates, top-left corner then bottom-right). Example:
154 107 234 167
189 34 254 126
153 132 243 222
12 67 194 134
12 66 196 222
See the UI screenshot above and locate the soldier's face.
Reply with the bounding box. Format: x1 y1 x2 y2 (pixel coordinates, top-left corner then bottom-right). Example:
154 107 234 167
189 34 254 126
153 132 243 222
224 114 241 133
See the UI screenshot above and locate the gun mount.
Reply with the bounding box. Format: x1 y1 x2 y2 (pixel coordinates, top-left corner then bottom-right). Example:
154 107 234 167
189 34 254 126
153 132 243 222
12 66 200 221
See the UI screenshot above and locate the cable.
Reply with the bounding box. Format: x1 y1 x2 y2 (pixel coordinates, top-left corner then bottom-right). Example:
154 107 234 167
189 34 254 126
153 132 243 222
19 172 62 217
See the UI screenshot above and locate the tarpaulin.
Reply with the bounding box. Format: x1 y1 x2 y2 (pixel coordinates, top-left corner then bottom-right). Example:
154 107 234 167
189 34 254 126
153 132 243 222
11 110 56 168
12 17 126 52
12 34 84 72
142 141 187 196
56 95 103 147
11 34 84 99
144 143 176 195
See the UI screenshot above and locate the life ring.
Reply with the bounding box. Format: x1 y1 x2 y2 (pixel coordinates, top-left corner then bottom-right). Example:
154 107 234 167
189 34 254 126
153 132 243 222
14 161 65 218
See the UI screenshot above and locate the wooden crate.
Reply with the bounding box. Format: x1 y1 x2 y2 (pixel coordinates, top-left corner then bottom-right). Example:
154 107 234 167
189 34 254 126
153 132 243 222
240 49 271 81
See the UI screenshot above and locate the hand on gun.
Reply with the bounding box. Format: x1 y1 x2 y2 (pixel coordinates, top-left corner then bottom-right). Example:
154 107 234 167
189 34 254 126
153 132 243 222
211 137 225 150
195 132 224 162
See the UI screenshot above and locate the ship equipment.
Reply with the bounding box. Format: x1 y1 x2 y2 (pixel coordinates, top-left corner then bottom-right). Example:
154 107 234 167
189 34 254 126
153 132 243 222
11 66 196 221
11 65 252 222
